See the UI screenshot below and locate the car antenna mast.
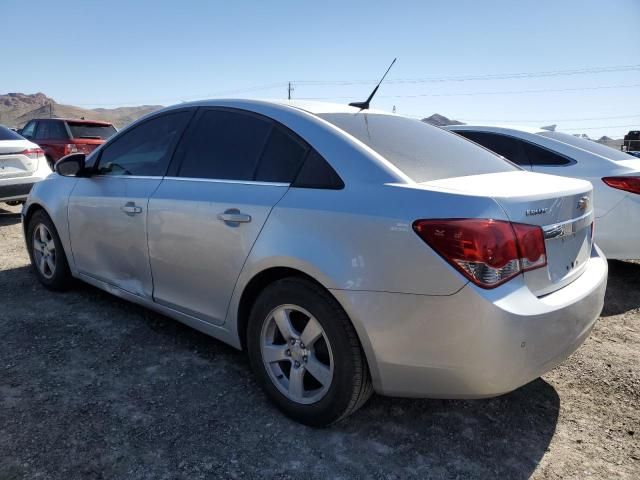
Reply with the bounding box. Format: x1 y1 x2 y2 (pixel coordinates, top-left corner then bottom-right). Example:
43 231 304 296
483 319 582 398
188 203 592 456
349 58 397 111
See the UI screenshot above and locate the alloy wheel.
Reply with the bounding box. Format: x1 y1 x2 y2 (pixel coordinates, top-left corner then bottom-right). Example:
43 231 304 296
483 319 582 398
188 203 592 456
260 304 334 404
32 223 56 279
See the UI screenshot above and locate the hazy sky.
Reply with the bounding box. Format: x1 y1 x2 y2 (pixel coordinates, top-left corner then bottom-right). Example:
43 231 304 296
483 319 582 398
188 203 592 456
3 0 639 138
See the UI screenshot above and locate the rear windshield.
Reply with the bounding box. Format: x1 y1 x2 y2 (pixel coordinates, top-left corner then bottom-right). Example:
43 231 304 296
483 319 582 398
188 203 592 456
68 122 117 140
318 113 519 182
537 131 633 161
0 125 23 141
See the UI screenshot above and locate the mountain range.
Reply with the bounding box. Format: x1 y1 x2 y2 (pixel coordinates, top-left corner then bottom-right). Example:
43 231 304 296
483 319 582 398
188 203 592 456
0 93 625 148
0 93 162 129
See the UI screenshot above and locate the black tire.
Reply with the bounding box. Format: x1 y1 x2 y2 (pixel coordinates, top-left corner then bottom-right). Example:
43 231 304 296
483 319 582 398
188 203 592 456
247 277 373 426
26 210 73 291
46 156 55 171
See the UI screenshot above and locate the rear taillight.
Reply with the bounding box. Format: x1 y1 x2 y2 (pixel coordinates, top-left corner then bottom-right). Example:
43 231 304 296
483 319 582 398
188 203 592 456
412 219 547 289
64 144 79 155
602 176 640 195
21 148 45 159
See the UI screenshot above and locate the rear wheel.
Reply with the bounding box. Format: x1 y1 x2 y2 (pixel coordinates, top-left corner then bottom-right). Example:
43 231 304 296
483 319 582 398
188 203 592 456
26 210 73 291
247 278 373 426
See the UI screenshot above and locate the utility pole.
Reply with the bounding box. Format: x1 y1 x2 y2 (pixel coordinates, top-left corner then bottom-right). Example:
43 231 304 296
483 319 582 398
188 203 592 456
49 101 52 118
288 82 294 100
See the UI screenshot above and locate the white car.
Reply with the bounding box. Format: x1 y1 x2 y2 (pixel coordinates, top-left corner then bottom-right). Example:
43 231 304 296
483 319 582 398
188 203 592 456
445 125 640 259
0 125 52 204
23 100 606 425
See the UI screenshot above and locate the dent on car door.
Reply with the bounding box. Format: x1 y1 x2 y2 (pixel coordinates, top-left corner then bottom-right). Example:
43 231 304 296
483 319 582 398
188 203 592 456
147 108 309 325
67 110 194 297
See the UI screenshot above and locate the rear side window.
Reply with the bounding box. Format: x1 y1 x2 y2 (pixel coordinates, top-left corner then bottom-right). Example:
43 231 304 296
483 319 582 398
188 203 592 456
178 109 271 180
454 131 530 167
254 126 308 183
68 122 117 140
318 113 519 182
20 121 36 139
34 120 68 140
97 111 191 176
292 150 344 189
0 126 23 141
522 142 572 166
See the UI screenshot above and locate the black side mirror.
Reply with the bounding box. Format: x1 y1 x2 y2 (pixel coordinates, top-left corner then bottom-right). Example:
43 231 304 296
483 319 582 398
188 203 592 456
55 153 87 177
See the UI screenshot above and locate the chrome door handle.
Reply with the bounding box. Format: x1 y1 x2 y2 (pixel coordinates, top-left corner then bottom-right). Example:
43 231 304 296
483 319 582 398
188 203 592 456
218 209 251 224
121 202 142 216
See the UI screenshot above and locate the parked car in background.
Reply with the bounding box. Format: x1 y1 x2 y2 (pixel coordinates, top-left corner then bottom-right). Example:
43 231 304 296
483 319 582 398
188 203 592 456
19 118 117 169
23 100 606 425
0 125 52 205
445 125 640 260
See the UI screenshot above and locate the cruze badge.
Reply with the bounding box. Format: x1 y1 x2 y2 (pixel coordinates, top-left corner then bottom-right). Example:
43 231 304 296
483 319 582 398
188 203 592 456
577 196 590 211
526 208 548 216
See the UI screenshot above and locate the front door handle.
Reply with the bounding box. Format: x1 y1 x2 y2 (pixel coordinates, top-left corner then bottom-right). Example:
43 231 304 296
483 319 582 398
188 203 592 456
218 209 251 225
121 202 142 216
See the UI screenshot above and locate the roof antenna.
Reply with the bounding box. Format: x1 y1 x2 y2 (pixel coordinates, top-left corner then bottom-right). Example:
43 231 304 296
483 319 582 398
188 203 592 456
349 58 397 111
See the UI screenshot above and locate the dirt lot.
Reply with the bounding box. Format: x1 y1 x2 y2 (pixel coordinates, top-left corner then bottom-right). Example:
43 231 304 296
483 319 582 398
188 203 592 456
0 204 638 480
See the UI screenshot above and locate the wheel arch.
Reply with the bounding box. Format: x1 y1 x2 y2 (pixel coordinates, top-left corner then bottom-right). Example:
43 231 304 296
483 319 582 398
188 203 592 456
232 264 381 389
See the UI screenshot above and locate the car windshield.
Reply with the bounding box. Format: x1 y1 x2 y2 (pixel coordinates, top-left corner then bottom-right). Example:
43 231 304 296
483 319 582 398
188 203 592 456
537 131 633 161
318 113 519 182
0 125 23 141
68 122 117 140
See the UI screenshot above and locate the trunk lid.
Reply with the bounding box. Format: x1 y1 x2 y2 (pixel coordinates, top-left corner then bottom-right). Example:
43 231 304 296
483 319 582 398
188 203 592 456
0 140 37 178
422 171 594 296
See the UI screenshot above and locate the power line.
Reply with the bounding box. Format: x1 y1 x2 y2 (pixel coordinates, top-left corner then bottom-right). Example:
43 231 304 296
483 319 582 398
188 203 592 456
459 113 640 123
293 64 640 86
69 82 288 106
297 82 640 100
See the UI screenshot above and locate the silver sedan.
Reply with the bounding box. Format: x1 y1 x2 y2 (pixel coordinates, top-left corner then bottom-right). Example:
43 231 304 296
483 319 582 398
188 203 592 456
22 100 607 425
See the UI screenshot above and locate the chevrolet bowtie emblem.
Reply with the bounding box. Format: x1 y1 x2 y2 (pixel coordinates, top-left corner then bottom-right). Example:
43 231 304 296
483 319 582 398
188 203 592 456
577 196 590 211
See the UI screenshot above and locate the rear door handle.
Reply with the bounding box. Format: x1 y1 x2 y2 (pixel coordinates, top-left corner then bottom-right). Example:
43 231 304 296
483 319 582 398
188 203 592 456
121 202 142 216
218 209 251 224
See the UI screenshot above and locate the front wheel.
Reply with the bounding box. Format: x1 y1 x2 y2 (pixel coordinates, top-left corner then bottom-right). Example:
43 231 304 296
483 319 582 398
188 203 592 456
26 210 73 291
247 278 373 426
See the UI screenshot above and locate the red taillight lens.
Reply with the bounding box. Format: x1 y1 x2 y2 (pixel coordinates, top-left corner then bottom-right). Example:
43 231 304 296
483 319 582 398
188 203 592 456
64 144 79 155
412 219 547 289
21 148 44 159
602 176 640 195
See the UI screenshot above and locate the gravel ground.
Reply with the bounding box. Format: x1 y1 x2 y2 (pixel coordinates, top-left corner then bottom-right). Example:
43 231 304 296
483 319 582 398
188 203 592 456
0 204 638 479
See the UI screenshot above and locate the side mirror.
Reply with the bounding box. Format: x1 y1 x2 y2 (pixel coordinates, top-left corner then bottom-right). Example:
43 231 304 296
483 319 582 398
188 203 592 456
55 153 87 177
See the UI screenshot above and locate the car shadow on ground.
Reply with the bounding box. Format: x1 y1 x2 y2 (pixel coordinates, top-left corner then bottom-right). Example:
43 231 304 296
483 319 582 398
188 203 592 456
601 260 640 317
0 207 21 226
0 265 560 479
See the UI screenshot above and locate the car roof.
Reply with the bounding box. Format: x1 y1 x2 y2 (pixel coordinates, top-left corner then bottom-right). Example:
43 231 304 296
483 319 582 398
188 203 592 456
167 98 393 117
443 124 546 135
29 118 114 126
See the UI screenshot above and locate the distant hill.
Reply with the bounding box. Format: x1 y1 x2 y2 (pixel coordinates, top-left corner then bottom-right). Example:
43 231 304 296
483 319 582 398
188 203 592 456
421 113 464 127
0 93 162 129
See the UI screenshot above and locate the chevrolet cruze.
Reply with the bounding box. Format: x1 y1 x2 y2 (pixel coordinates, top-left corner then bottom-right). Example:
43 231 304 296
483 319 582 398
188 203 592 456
22 100 607 425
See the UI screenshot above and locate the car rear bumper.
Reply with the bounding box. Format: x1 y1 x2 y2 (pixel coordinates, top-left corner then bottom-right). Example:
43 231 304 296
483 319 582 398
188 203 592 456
0 179 36 201
331 245 607 398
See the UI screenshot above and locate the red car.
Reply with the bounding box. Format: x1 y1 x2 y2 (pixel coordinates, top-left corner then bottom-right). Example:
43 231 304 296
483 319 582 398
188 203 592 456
19 118 117 169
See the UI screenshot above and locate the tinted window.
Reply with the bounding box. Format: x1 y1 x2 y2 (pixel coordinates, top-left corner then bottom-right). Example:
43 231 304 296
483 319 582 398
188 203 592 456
318 113 519 182
254 126 308 182
0 126 23 141
178 110 271 180
35 120 68 140
97 111 191 176
455 131 530 166
293 150 344 189
68 122 117 140
522 141 572 166
20 121 36 139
